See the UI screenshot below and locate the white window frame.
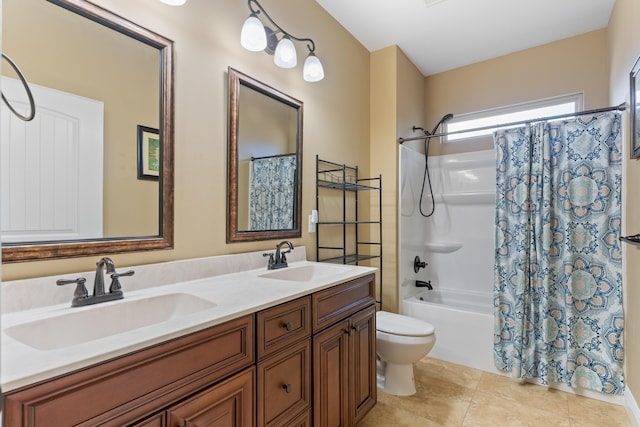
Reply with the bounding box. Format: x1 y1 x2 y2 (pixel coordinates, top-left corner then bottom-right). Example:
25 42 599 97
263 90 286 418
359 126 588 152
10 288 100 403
443 93 584 143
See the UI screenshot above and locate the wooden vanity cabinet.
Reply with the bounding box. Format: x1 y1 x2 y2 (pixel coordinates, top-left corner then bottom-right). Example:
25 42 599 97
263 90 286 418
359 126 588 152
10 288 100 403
3 274 377 427
312 274 377 427
256 274 377 427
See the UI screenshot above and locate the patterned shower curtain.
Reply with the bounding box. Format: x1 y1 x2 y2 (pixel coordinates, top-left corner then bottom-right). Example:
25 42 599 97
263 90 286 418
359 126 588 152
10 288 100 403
493 112 624 395
249 155 296 230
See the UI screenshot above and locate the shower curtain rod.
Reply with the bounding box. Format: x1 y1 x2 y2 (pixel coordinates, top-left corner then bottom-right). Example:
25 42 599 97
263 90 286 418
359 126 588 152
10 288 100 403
398 103 626 144
250 152 296 161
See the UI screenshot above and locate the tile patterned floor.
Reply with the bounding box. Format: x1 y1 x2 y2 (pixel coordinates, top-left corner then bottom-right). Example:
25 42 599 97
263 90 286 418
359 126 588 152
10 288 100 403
359 357 632 427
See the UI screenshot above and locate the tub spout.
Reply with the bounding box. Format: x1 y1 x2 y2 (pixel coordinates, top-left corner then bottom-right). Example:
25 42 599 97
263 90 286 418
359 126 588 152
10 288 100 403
416 280 432 290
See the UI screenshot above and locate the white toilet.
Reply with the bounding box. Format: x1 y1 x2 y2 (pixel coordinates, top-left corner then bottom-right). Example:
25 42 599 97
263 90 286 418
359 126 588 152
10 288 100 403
376 311 436 396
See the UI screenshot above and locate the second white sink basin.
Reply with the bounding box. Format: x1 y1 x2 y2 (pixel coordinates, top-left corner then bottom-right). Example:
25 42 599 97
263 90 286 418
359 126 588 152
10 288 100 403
258 264 348 282
5 293 216 351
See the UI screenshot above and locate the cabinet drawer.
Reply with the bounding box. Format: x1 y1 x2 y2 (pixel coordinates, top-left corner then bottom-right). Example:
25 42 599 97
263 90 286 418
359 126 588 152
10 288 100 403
257 340 311 427
3 315 254 427
312 274 375 332
167 366 255 427
257 296 311 360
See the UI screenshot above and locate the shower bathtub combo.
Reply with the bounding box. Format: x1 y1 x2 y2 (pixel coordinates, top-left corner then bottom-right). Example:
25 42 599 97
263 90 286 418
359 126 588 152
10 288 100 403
399 147 497 373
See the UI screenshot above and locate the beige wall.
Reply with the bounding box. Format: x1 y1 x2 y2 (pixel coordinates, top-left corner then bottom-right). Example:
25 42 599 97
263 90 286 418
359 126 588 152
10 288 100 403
2 0 370 280
609 0 640 407
370 47 398 311
370 46 425 312
425 29 609 156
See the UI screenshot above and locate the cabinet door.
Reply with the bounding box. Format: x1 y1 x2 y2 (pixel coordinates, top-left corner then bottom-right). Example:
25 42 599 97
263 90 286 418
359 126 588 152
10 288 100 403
349 305 377 426
257 340 311 426
282 409 311 427
313 319 349 427
130 413 165 427
167 367 255 427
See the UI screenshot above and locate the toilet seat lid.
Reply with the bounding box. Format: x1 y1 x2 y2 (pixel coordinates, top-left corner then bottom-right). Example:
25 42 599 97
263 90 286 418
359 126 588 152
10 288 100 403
376 311 435 337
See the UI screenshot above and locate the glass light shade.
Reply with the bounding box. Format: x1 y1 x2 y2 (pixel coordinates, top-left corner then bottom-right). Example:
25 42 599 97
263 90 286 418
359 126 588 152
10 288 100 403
241 14 267 52
303 53 324 82
274 36 297 68
159 0 187 5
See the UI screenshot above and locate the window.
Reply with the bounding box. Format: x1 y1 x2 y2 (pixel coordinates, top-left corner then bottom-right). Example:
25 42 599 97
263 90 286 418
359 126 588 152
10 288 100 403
444 93 583 142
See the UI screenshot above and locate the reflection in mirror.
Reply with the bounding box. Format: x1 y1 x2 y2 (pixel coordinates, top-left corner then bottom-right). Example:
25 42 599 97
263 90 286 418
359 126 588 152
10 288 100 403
227 68 303 242
0 0 174 262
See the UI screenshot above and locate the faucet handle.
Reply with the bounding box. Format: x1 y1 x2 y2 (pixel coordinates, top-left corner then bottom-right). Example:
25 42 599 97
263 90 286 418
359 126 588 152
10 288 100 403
109 269 134 293
57 277 89 300
263 252 275 268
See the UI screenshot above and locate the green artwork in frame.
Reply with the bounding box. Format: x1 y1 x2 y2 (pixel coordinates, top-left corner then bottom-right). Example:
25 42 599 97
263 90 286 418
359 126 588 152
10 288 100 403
137 125 160 180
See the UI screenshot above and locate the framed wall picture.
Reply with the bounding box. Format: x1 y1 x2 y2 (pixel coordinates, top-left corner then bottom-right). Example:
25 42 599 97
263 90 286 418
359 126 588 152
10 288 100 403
630 55 640 159
137 125 160 180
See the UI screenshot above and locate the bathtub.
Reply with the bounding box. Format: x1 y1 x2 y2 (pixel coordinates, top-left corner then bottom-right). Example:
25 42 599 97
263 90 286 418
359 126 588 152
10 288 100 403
400 288 496 373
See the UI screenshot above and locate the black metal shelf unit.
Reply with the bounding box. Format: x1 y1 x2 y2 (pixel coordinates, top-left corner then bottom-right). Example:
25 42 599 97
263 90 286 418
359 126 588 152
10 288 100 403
315 156 382 307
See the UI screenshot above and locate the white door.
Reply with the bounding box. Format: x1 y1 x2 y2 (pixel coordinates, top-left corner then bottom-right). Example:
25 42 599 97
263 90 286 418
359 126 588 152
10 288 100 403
0 77 104 243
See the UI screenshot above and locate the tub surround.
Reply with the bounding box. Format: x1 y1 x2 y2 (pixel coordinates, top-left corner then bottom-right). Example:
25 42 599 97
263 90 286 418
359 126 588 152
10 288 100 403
1 247 376 392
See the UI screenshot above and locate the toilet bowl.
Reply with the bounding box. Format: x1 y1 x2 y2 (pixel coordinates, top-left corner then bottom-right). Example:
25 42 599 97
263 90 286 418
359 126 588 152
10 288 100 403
376 310 436 396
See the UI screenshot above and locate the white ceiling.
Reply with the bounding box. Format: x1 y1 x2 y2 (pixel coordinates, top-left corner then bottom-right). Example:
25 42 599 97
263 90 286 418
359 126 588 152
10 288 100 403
315 0 616 76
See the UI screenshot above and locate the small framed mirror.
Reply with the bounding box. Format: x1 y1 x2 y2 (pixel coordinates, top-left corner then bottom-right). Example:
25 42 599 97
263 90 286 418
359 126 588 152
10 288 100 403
227 68 303 242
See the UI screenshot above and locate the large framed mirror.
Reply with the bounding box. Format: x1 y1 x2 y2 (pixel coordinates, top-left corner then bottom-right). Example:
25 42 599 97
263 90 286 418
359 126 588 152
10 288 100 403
227 68 303 243
1 0 174 262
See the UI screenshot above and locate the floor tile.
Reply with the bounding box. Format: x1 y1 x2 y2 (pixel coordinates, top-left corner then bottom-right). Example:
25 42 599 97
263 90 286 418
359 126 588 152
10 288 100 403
475 372 569 414
414 357 484 390
358 394 446 427
378 392 471 426
462 390 571 427
358 358 633 427
567 394 631 427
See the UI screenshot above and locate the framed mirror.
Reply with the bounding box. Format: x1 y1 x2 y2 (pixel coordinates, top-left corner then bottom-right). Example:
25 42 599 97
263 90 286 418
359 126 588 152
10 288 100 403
227 68 303 242
630 54 640 159
1 0 174 262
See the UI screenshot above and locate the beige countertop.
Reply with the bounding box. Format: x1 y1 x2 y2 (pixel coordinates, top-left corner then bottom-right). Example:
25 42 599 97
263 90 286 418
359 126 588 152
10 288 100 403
1 258 376 392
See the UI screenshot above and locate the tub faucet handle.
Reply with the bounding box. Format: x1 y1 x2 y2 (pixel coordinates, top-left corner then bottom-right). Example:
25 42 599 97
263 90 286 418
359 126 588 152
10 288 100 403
414 256 427 273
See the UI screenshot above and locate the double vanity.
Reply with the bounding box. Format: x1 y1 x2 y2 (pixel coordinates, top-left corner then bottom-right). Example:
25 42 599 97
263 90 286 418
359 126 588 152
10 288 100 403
1 248 377 426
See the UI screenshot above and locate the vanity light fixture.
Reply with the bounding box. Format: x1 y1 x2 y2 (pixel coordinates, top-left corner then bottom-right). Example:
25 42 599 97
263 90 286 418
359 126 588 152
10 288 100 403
159 0 187 6
240 0 324 82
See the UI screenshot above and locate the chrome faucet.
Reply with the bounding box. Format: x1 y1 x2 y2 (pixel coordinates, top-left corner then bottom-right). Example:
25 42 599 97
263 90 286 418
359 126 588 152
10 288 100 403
57 257 134 307
263 241 294 270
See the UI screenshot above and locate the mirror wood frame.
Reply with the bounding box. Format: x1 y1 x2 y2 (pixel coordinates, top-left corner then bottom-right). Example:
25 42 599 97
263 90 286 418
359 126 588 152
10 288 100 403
2 0 174 263
227 67 303 243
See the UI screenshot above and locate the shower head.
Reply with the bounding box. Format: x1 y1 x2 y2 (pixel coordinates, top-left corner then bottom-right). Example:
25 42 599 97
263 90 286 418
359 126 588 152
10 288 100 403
410 114 454 139
429 113 454 136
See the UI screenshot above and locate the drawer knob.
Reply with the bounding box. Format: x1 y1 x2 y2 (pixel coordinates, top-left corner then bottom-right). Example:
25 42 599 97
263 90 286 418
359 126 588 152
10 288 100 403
283 321 293 331
282 383 292 393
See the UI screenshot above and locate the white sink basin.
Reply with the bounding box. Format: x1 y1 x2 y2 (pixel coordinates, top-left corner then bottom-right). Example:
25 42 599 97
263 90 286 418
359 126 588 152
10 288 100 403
5 293 216 351
258 264 348 282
